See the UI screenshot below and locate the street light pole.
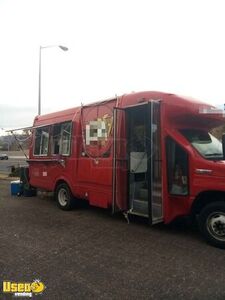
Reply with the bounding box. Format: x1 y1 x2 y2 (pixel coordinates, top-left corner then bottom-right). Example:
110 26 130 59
38 46 42 116
38 45 69 115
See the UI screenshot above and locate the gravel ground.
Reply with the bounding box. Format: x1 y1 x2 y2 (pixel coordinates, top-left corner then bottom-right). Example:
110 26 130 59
0 178 225 300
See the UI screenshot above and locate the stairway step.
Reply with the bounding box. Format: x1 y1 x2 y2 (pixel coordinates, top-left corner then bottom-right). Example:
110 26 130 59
132 199 148 214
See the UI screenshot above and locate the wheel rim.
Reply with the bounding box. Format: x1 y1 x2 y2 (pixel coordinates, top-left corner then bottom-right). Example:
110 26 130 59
58 188 69 207
207 212 225 241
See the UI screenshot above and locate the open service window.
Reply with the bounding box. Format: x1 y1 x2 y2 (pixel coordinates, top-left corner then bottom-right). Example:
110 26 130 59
166 137 189 196
52 122 72 156
34 126 50 156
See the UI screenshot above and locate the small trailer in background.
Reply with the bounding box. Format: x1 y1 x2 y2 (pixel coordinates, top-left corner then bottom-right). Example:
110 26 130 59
27 91 225 248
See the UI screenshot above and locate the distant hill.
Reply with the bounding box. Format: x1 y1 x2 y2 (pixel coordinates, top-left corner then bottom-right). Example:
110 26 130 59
0 133 31 151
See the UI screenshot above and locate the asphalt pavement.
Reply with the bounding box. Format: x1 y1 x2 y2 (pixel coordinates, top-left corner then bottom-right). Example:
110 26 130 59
0 179 225 299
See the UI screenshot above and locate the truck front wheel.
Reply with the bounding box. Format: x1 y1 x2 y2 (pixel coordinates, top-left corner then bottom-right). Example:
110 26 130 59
55 183 74 211
199 201 225 249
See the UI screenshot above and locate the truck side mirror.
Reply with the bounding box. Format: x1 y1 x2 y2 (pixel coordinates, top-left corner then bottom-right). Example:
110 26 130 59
222 134 225 160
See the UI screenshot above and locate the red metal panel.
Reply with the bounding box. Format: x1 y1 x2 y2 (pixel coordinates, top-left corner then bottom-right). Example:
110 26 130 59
28 91 225 223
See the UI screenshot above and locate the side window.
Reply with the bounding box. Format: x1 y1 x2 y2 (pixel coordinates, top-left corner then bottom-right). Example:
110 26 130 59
166 137 189 195
61 122 72 155
52 124 61 154
52 122 72 156
34 126 50 156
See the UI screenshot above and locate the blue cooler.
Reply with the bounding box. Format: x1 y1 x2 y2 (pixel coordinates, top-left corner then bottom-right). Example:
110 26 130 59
11 180 23 196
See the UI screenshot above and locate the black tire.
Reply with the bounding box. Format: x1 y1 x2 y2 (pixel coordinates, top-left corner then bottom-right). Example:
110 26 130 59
199 201 225 249
55 183 74 211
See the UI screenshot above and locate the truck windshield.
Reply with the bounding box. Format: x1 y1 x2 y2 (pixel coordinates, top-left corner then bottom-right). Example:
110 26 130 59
181 129 223 160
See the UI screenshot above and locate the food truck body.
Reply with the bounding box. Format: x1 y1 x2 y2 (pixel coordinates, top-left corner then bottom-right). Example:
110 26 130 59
28 91 225 248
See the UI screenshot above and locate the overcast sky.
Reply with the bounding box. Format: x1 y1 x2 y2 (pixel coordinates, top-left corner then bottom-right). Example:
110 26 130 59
0 0 225 130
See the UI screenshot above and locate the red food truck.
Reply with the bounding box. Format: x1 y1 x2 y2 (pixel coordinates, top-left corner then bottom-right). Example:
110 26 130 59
28 91 225 248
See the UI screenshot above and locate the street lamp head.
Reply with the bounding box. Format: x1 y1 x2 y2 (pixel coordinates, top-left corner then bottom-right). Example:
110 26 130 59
59 45 69 51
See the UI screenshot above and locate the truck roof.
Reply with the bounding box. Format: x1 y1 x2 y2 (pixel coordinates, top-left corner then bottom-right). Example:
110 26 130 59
33 91 224 129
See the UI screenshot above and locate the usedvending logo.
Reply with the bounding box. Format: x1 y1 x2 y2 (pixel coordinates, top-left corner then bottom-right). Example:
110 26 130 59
85 114 113 145
2 279 45 297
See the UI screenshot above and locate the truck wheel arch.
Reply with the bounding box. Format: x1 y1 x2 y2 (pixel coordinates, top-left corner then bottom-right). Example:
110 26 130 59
54 178 73 194
191 190 225 217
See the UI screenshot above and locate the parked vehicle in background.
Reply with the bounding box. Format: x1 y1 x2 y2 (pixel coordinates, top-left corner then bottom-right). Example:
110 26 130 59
0 154 8 160
27 91 225 249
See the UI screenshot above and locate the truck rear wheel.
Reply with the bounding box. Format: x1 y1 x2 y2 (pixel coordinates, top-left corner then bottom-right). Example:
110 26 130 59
199 201 225 249
55 183 74 211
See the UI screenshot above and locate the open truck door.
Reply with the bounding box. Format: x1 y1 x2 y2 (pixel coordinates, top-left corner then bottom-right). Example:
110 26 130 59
112 107 127 213
112 101 163 224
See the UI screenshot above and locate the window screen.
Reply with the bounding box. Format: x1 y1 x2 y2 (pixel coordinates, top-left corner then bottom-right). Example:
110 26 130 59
34 126 50 156
52 122 72 156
